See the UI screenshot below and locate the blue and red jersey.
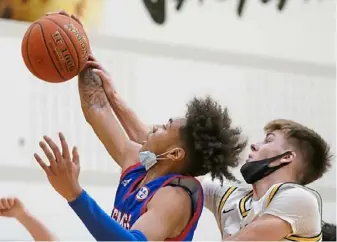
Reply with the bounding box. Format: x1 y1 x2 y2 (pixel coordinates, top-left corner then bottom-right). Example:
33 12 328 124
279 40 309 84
111 163 204 241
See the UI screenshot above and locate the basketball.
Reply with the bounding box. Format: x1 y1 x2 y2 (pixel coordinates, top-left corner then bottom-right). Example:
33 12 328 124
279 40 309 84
21 14 90 83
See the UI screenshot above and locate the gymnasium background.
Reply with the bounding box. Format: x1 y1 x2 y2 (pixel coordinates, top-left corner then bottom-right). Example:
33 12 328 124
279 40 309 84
0 0 335 240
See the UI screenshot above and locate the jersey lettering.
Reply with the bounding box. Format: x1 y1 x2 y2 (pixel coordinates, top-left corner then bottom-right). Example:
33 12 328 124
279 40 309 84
111 207 132 230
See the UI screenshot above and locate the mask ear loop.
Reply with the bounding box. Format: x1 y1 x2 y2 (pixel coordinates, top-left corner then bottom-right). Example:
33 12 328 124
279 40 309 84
264 151 293 175
156 148 181 161
273 151 293 161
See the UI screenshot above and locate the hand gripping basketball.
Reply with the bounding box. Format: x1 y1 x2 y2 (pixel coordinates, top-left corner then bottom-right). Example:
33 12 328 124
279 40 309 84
46 10 84 27
21 10 91 83
83 55 119 103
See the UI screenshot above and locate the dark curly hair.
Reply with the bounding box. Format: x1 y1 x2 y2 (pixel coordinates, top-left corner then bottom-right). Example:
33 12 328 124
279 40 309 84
180 96 247 184
322 221 336 241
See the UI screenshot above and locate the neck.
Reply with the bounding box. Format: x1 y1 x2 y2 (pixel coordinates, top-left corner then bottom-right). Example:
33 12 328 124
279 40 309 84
139 161 173 187
252 171 297 200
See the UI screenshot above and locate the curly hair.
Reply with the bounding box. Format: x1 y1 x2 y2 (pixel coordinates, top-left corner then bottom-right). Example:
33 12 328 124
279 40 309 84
322 221 336 241
180 96 247 184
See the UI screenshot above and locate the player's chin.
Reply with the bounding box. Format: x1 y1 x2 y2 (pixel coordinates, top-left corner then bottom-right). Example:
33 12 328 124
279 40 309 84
139 143 148 152
245 158 256 163
140 141 152 152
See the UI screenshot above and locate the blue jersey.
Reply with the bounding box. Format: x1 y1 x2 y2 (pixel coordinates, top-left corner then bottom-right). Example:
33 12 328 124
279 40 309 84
111 163 204 241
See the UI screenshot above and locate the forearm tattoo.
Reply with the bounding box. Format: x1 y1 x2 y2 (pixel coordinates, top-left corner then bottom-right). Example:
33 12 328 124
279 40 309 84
78 67 108 109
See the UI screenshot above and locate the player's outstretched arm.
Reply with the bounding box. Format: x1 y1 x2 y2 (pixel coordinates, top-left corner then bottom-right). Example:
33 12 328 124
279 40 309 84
51 11 148 144
68 186 191 241
33 133 190 241
35 133 141 241
35 133 192 241
0 197 57 241
103 78 150 144
85 56 150 144
78 57 140 171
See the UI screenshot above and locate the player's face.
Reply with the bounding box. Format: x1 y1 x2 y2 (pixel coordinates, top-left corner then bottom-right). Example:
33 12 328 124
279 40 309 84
246 130 288 163
141 118 186 157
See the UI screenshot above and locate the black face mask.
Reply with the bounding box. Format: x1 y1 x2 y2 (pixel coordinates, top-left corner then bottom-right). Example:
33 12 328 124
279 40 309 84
240 151 292 184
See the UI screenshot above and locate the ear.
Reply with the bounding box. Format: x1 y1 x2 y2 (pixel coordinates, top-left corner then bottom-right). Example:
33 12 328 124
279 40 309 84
280 152 296 164
166 148 185 162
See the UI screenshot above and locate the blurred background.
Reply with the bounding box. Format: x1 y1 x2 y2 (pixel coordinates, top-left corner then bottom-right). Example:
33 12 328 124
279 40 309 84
0 0 335 240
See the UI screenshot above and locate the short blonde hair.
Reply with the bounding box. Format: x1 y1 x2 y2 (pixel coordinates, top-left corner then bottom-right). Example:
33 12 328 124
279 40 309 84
264 119 332 185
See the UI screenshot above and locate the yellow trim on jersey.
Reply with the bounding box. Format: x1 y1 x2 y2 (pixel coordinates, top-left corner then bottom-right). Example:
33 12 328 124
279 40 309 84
286 232 322 241
239 190 253 218
266 183 283 207
217 186 237 219
265 183 322 242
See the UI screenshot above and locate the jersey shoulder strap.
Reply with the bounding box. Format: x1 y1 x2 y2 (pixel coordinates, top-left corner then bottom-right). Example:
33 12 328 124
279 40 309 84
264 182 322 212
120 163 146 182
264 182 322 242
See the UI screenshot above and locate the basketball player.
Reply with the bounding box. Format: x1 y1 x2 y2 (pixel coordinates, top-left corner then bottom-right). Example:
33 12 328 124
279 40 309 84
0 196 56 241
94 64 332 240
33 22 246 241
201 120 331 241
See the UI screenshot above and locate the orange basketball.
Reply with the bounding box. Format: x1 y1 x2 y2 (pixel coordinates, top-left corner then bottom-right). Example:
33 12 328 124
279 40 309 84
21 14 90 83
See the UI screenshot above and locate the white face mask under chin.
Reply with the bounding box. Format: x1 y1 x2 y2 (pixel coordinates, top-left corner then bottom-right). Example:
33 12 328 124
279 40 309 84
139 149 177 170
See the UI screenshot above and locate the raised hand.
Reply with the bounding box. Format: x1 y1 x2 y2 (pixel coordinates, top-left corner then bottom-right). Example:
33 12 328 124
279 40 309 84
82 54 119 103
0 197 26 218
34 132 82 202
46 10 83 26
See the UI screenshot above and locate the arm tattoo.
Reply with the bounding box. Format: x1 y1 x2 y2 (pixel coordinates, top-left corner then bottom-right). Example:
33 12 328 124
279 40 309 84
78 67 108 109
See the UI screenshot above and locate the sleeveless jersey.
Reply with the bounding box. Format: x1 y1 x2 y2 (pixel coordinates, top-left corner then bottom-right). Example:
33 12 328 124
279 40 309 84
203 181 322 241
111 163 204 241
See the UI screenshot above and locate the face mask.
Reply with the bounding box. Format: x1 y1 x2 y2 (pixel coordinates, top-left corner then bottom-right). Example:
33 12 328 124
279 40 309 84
139 149 177 170
240 151 292 184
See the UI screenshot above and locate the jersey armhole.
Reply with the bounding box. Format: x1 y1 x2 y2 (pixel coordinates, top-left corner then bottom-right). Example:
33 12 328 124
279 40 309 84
264 182 323 240
139 176 204 241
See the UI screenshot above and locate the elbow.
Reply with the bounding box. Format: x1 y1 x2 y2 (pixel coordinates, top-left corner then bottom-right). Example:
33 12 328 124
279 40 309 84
83 112 92 125
81 106 94 125
81 105 107 128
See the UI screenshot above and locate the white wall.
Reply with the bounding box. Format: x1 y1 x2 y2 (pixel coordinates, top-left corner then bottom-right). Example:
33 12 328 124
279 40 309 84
0 0 335 239
97 0 335 64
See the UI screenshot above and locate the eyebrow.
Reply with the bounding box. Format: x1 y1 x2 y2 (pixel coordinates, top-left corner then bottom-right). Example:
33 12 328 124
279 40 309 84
266 132 275 138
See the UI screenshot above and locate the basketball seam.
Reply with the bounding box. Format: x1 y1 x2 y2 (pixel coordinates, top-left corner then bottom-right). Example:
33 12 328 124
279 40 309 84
25 24 39 78
45 17 81 74
36 22 65 81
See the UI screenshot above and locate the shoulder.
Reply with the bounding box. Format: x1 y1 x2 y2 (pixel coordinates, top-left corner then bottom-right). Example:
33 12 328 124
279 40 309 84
146 186 192 224
147 186 192 219
264 183 321 236
150 186 191 210
265 183 321 210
